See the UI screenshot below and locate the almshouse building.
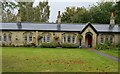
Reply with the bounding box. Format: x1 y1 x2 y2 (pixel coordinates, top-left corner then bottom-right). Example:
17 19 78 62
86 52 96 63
0 11 120 48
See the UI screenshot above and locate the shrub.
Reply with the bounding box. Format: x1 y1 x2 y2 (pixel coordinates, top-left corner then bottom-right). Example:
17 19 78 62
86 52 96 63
61 43 79 48
31 43 36 47
96 41 114 50
2 43 5 47
24 44 31 47
41 42 59 48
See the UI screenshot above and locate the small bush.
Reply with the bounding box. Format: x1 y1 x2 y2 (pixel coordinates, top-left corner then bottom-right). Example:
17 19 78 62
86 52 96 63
2 43 6 47
31 43 36 47
61 43 79 48
41 42 59 48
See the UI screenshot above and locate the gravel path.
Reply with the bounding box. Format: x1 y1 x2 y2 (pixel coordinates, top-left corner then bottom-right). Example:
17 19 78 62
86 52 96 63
89 49 120 62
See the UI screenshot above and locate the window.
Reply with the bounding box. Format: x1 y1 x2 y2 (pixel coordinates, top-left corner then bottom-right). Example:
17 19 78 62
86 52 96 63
110 35 113 43
47 34 50 42
8 34 12 42
62 35 66 43
0 36 1 41
100 34 104 44
4 34 6 42
24 35 27 41
106 35 109 41
43 36 46 42
29 34 32 42
68 35 71 43
72 35 76 44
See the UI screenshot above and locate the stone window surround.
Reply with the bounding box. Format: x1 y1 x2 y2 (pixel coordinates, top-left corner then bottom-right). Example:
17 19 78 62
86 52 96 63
23 32 33 43
62 33 77 44
42 33 51 43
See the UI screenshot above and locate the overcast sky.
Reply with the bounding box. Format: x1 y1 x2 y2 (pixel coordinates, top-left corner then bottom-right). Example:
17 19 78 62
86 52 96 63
33 0 101 22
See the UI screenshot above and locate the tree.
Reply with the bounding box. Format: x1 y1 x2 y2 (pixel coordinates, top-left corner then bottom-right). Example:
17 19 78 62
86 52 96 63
33 1 50 22
61 2 116 24
18 1 50 23
61 7 91 23
89 2 114 24
18 2 34 22
2 1 18 22
114 1 120 24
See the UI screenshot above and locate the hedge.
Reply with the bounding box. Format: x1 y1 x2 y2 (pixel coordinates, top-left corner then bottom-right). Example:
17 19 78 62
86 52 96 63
61 43 79 48
41 42 59 48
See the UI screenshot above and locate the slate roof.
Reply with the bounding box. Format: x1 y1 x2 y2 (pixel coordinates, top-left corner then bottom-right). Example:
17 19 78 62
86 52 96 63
0 23 120 33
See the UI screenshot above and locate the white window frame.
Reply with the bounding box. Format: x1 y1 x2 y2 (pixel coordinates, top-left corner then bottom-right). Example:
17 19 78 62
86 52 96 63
62 35 66 43
47 34 50 42
67 35 71 43
29 34 32 42
72 35 76 44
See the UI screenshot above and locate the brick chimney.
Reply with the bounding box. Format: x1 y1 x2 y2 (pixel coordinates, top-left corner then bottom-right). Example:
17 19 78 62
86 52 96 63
57 11 61 30
17 10 22 29
109 11 115 29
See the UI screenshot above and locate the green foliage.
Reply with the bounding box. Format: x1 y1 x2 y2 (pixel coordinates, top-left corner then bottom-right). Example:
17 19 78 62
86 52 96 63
54 36 59 40
41 42 59 48
37 35 43 40
2 1 50 23
61 2 120 24
33 1 50 22
61 43 79 48
114 1 120 24
79 34 83 39
96 44 109 50
89 2 113 24
61 7 89 23
95 40 118 50
2 2 18 22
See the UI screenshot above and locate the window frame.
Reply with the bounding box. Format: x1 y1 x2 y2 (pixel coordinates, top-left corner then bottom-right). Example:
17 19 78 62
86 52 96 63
67 35 71 43
62 35 66 43
72 35 76 44
0 35 1 41
4 33 7 42
47 34 51 42
110 35 114 44
100 34 104 44
8 33 12 42
29 33 32 42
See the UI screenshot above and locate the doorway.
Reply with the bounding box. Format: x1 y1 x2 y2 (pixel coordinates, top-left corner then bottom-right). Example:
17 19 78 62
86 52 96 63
85 32 92 48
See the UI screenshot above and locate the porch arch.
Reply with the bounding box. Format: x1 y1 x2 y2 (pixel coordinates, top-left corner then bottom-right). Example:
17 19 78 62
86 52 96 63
85 32 93 48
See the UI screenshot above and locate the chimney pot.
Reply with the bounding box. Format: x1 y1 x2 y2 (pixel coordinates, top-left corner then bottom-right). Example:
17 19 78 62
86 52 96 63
57 11 61 31
58 11 60 18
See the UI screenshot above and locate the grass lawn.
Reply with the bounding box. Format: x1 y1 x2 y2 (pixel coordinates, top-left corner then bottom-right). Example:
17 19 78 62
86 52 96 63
100 49 120 58
2 47 119 72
